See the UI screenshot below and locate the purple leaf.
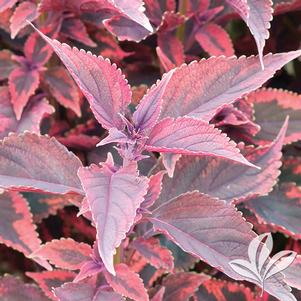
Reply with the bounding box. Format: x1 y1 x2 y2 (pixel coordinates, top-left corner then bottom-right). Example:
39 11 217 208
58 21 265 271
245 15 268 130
32 238 92 270
94 290 124 301
8 65 40 120
104 263 149 301
31 24 132 130
247 88 301 144
156 118 287 206
226 0 273 68
0 50 18 80
131 237 174 270
145 117 255 167
10 1 39 39
0 86 54 139
0 275 51 301
0 132 83 194
133 70 174 133
195 22 235 57
159 51 301 122
162 272 210 301
54 282 95 301
78 156 149 275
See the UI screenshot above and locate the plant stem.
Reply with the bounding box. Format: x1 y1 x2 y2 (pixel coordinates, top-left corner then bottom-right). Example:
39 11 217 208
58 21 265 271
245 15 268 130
176 0 187 42
113 245 122 265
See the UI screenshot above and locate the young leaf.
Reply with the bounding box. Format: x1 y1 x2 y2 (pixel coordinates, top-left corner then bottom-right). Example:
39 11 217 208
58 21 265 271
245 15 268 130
247 88 301 144
158 51 301 122
145 117 255 167
162 272 210 301
0 191 51 269
0 86 54 139
0 275 51 301
246 183 301 239
8 65 40 120
0 132 83 194
32 25 132 130
104 263 149 301
78 158 149 275
156 118 287 206
10 1 38 39
26 270 76 301
43 66 81 117
226 0 273 68
195 23 235 57
32 238 92 270
131 237 174 271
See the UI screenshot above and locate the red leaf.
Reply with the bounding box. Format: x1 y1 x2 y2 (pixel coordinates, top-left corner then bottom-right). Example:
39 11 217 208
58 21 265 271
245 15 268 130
246 183 301 239
145 117 255 167
0 191 51 269
24 31 53 66
78 156 149 274
156 118 287 205
0 49 18 80
8 65 40 120
43 66 81 117
61 17 96 47
0 86 54 139
131 237 174 270
0 132 83 194
162 272 210 301
195 22 234 57
0 275 51 301
195 279 254 301
247 88 301 144
0 0 17 13
104 263 149 301
26 270 76 301
158 51 301 122
10 1 39 39
226 0 273 68
32 238 92 270
32 25 132 130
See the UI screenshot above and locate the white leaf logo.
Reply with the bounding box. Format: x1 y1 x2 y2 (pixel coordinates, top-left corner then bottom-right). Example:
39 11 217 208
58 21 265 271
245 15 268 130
229 233 297 296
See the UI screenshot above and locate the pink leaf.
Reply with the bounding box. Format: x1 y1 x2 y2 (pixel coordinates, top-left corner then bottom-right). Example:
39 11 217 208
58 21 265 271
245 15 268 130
246 183 301 239
0 86 54 139
159 51 301 122
32 238 92 270
53 282 95 301
145 117 255 167
151 287 165 301
10 1 39 39
162 272 210 301
0 50 18 80
156 117 287 206
131 237 174 270
24 31 53 67
0 0 17 13
133 70 174 132
226 0 273 68
43 66 81 117
0 132 83 194
104 263 149 301
26 270 76 301
94 290 124 301
78 157 149 275
8 65 40 120
247 88 301 144
141 171 166 208
195 22 234 57
0 275 51 301
32 25 132 130
0 191 51 269
61 17 96 47
195 279 254 301
283 255 301 290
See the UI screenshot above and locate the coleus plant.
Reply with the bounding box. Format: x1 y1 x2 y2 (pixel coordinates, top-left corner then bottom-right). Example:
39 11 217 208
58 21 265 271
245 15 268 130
0 1 301 301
